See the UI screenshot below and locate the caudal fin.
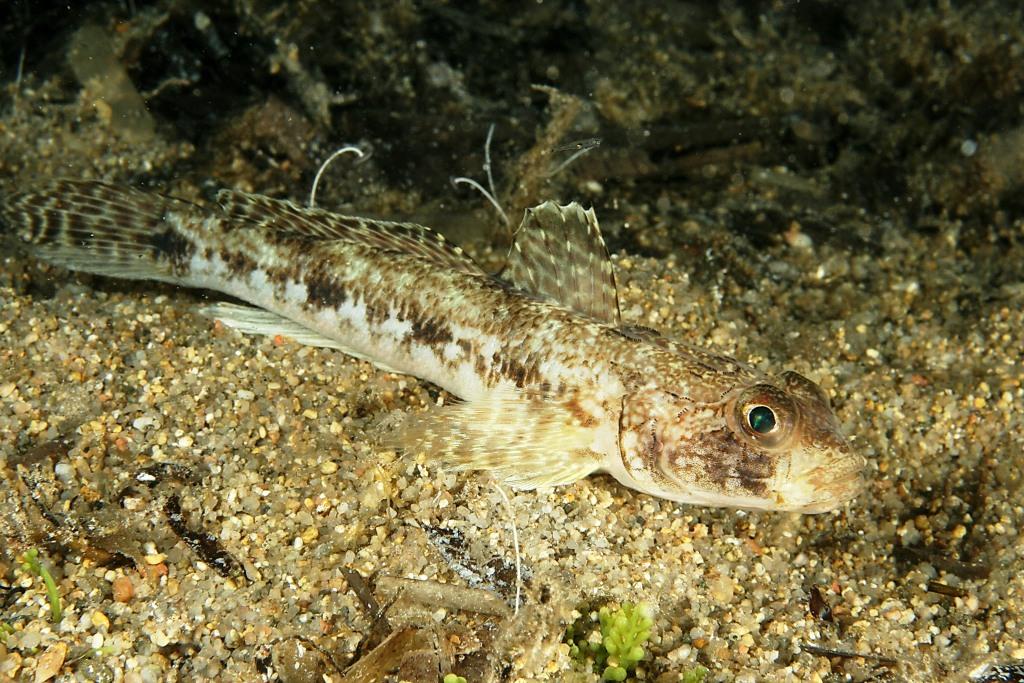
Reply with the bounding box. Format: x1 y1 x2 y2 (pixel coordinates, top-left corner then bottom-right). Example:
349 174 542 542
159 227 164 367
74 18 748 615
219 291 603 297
1 180 201 282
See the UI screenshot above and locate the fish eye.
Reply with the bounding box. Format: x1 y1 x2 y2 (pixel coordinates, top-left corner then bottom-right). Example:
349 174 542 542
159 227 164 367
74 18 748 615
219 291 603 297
747 405 777 434
728 385 795 450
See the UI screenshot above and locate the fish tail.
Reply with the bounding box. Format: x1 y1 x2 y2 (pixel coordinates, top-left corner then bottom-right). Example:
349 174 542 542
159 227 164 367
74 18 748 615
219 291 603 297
1 180 202 282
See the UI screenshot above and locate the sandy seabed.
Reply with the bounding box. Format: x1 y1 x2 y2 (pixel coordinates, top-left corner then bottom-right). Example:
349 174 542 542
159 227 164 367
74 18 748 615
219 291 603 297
1 2 1023 681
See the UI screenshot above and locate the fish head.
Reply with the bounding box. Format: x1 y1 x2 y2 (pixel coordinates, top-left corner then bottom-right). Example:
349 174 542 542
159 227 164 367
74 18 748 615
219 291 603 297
615 370 866 513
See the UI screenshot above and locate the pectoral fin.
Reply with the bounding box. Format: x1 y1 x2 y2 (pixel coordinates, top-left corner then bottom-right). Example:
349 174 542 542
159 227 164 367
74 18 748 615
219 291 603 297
396 387 603 488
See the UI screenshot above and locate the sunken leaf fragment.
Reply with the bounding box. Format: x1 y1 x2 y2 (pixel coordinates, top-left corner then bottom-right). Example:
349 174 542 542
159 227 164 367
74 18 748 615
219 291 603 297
68 24 156 142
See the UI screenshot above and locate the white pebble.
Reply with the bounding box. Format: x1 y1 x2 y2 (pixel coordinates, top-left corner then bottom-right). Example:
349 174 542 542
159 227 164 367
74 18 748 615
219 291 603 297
133 416 155 430
54 462 74 483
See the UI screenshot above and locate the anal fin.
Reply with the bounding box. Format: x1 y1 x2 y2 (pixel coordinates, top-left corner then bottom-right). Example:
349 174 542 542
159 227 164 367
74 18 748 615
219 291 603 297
200 302 402 373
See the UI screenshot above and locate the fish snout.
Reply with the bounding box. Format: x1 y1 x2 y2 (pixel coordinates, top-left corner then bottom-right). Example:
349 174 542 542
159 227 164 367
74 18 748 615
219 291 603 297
782 448 868 513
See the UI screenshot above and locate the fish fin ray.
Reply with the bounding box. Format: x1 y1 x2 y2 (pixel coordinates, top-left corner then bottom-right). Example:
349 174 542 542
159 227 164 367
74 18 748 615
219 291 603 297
395 387 602 488
501 201 621 324
2 180 199 282
200 302 403 373
216 191 484 275
616 324 666 345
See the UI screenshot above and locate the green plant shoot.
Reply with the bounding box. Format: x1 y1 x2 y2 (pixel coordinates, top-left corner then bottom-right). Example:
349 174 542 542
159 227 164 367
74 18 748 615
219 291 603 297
20 548 62 623
598 602 653 681
681 665 709 683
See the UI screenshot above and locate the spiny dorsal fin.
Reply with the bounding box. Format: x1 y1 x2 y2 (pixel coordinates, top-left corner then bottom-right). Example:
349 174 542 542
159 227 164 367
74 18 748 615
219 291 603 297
217 190 484 276
502 201 621 324
395 386 603 489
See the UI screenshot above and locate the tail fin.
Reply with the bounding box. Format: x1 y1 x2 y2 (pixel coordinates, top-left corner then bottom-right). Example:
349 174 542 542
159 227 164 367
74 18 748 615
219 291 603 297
1 180 201 282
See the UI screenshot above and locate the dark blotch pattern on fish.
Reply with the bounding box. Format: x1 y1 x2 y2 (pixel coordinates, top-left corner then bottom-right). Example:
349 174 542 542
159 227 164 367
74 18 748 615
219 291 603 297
150 227 195 269
410 318 454 346
695 429 773 497
304 263 347 309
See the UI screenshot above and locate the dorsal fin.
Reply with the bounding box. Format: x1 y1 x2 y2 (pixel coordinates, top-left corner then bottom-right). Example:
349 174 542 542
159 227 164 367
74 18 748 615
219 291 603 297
617 324 663 344
216 190 484 276
502 201 621 324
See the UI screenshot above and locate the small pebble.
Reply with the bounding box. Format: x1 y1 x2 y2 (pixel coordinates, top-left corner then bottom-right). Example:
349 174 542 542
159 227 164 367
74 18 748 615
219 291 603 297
112 576 134 603
91 611 110 629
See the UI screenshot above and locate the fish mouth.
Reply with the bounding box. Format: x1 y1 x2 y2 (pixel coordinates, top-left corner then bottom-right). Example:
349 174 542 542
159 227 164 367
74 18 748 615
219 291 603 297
779 457 868 513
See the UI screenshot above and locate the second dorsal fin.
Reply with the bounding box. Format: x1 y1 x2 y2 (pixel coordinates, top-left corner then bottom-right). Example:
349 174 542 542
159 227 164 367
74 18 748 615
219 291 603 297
502 201 621 324
216 190 485 276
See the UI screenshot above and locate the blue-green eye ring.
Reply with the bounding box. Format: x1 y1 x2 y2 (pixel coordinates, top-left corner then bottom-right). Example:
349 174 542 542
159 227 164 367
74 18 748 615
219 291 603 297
747 405 777 434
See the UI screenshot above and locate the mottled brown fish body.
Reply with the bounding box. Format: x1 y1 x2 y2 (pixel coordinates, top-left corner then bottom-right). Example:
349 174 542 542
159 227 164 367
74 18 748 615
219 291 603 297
1 181 866 512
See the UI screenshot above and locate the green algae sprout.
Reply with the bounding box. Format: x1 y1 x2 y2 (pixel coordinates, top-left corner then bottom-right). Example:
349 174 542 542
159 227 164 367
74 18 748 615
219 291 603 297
599 602 653 680
566 601 654 681
19 548 62 623
682 665 709 683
